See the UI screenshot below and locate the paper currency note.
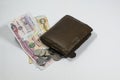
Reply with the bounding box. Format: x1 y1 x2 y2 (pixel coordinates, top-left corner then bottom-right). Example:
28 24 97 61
35 16 62 61
28 16 50 64
28 16 62 63
35 16 50 33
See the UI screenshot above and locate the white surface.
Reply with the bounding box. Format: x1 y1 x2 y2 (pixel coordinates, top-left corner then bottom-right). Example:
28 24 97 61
0 0 120 80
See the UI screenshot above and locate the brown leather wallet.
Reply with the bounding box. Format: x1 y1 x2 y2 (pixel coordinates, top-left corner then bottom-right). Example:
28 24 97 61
40 15 93 58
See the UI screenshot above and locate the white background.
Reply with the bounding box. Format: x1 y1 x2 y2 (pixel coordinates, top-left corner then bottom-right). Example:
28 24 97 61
0 0 120 80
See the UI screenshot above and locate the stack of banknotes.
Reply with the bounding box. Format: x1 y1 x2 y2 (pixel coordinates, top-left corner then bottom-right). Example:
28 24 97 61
9 13 62 69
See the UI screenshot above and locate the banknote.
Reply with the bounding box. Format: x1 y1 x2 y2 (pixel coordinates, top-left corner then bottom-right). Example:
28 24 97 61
25 15 62 62
9 13 54 69
28 16 50 64
35 16 50 33
35 16 62 61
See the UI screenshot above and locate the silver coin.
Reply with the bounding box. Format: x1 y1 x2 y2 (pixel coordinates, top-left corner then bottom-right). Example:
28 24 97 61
49 51 63 61
36 57 46 66
34 49 47 56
